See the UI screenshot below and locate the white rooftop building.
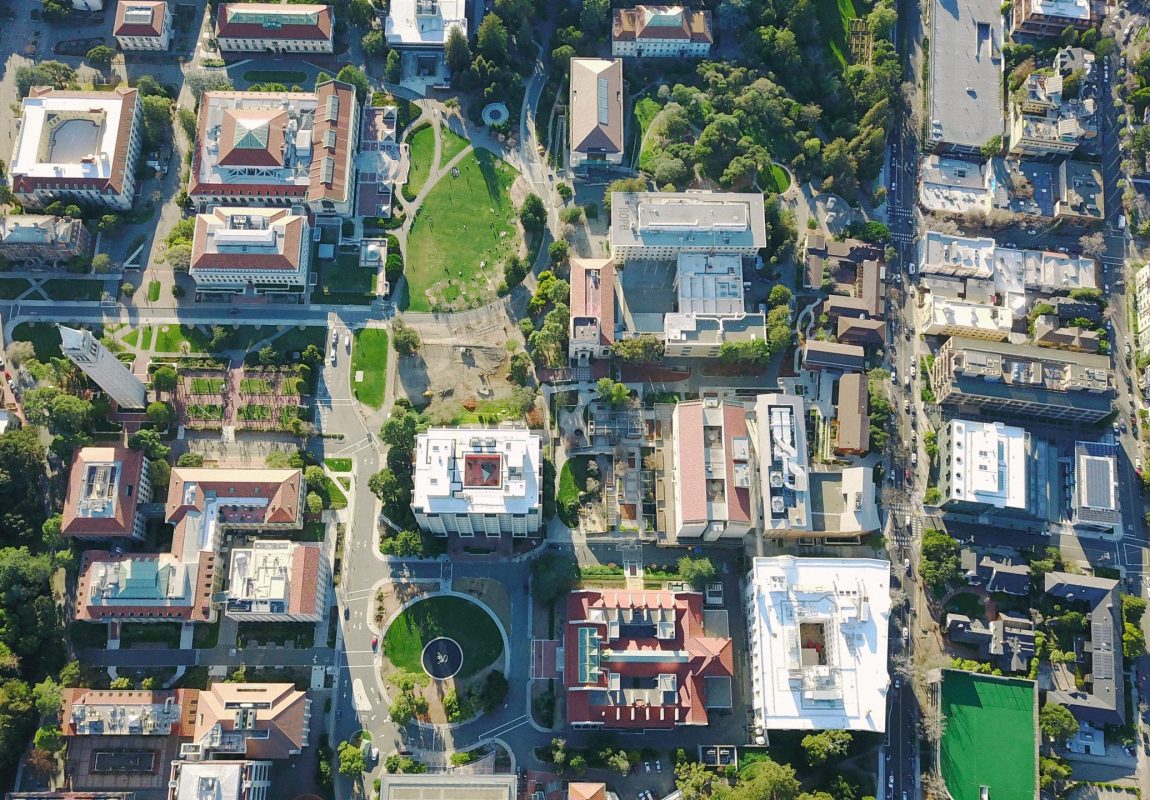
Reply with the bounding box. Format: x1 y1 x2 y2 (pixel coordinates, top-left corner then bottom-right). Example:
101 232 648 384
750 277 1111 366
167 760 271 800
610 191 767 261
9 87 143 211
917 293 1014 341
939 419 1028 511
746 556 891 732
225 540 327 622
662 253 766 358
918 155 993 215
412 428 543 538
746 395 812 535
385 0 467 49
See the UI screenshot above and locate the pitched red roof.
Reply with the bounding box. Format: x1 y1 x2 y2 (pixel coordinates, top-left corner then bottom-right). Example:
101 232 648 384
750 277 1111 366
216 2 332 41
60 446 148 538
114 0 167 37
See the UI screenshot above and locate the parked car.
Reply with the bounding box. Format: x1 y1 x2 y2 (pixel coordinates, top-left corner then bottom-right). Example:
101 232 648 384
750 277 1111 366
655 761 662 774
644 762 652 774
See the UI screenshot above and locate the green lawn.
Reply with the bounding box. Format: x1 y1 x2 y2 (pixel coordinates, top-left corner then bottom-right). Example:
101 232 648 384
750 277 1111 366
764 163 791 193
557 456 592 527
237 621 315 649
154 324 198 353
42 279 102 301
0 278 29 299
11 322 62 360
405 148 521 312
240 378 273 394
350 328 389 409
242 69 308 85
440 127 471 167
449 395 529 425
325 458 353 472
635 96 660 134
192 620 221 649
940 671 1036 800
382 595 503 679
154 324 269 354
238 405 272 421
190 377 225 394
147 280 161 301
270 326 326 357
123 328 140 347
70 621 109 650
405 123 436 198
119 622 182 649
316 253 376 305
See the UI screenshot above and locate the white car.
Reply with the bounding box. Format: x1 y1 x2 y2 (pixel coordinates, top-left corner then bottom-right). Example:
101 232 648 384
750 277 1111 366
344 333 351 351
329 352 336 367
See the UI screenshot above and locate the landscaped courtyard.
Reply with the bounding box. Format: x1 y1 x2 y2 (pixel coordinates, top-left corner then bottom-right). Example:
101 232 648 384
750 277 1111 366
382 595 503 681
404 148 522 313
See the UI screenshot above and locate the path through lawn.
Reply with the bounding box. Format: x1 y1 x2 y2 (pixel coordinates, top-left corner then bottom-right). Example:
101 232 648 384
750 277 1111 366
404 148 521 312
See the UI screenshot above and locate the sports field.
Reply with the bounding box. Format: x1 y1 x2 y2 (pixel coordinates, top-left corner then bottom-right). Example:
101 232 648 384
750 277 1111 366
940 671 1036 800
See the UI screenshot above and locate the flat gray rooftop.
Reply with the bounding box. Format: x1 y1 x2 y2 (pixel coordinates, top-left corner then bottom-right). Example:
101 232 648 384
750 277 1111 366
929 0 1004 150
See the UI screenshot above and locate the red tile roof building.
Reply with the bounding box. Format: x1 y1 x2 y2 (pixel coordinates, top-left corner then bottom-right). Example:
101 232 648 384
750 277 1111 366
9 87 143 211
114 0 172 50
611 6 713 58
569 258 616 363
189 683 311 760
668 398 753 542
190 83 359 217
73 468 303 624
564 589 734 728
62 688 199 737
190 207 311 294
61 446 152 541
215 3 333 53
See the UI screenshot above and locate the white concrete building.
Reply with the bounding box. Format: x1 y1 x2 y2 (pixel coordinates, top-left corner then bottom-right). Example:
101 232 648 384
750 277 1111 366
745 556 891 732
225 540 327 622
938 419 1028 511
412 428 543 537
569 58 624 171
611 6 713 58
610 191 767 260
215 3 333 53
385 0 467 51
114 0 172 50
917 293 1013 341
918 155 993 216
663 253 766 358
746 394 811 535
59 326 147 409
168 761 272 800
9 87 142 211
190 82 359 216
190 207 311 295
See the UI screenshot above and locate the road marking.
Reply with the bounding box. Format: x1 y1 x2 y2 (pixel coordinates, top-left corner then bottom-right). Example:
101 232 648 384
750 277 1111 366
352 678 372 712
479 714 529 739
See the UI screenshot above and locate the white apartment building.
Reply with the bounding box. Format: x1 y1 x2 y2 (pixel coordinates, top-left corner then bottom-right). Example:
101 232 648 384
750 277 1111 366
917 293 1013 341
611 6 713 58
937 419 1028 512
190 207 311 294
168 761 272 800
745 556 891 732
225 540 327 622
610 191 767 261
114 0 172 50
215 3 333 53
190 82 359 216
412 428 543 537
746 394 812 535
9 87 142 211
569 58 625 170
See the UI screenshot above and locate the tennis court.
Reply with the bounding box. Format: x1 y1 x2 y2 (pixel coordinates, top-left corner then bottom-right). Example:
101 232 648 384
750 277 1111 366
940 671 1037 800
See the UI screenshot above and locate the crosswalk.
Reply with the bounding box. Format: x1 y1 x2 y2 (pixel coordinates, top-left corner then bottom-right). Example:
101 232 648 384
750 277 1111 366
885 502 924 548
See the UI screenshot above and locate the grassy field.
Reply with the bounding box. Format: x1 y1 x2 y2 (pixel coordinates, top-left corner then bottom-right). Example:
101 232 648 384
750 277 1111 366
405 148 521 312
270 326 326 357
764 163 791 193
141 326 154 349
119 622 182 649
940 671 1036 800
154 324 198 353
190 377 225 394
405 123 436 198
147 280 161 301
240 378 273 394
448 395 528 425
11 322 62 360
316 253 375 305
440 127 471 167
42 279 102 301
350 328 389 409
123 329 140 347
238 405 271 420
382 595 503 679
325 458 353 472
817 0 858 68
0 278 29 299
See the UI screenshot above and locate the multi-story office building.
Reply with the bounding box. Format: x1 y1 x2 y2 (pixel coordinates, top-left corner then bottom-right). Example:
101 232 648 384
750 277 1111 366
61 446 152 541
215 3 333 52
412 428 543 537
0 215 92 265
611 6 713 58
114 0 172 49
167 761 272 800
610 191 766 260
184 683 310 760
190 207 311 294
936 419 1029 513
926 0 1003 154
224 540 327 622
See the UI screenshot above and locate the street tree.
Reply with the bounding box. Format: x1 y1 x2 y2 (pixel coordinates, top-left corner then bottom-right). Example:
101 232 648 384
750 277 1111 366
1039 703 1078 741
86 46 116 69
530 551 578 603
391 319 421 355
800 729 852 766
